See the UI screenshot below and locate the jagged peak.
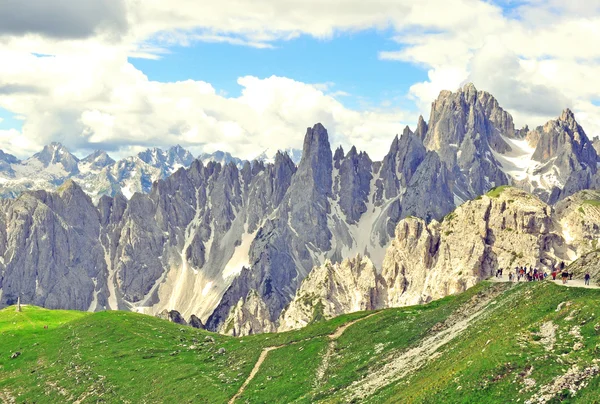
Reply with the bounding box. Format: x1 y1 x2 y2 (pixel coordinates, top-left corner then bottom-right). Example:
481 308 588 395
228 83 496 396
301 123 331 162
402 125 413 137
560 108 576 122
57 178 84 196
333 145 345 163
461 82 477 93
415 115 428 141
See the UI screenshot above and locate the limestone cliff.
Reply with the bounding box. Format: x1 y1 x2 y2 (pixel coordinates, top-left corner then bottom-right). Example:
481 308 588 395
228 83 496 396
278 255 382 332
276 187 600 331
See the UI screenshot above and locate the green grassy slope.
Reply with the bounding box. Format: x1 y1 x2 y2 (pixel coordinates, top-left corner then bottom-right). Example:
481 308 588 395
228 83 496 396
2 281 600 403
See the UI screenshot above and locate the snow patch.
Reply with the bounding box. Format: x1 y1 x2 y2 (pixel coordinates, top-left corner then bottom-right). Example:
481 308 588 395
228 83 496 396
223 225 257 279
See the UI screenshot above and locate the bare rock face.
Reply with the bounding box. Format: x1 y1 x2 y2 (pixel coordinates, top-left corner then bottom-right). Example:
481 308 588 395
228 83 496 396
529 110 599 203
382 187 563 307
424 83 510 199
218 289 276 336
335 147 372 224
0 180 106 311
568 250 600 285
377 129 426 203
553 190 600 258
278 255 383 332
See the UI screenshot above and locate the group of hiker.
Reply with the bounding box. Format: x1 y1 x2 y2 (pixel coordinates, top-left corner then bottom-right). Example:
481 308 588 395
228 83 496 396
496 266 547 282
495 262 592 285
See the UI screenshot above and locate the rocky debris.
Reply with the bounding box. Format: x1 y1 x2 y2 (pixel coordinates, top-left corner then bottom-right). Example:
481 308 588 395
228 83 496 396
538 322 558 352
526 365 600 403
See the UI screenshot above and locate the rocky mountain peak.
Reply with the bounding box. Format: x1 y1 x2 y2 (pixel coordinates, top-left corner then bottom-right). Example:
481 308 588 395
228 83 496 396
32 142 80 173
415 115 428 141
560 108 576 123
0 150 19 165
461 82 478 99
298 123 333 196
81 150 115 170
333 145 345 168
530 109 598 200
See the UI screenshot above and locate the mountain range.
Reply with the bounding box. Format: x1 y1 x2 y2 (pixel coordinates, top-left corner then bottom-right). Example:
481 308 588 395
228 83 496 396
0 144 302 202
2 83 600 337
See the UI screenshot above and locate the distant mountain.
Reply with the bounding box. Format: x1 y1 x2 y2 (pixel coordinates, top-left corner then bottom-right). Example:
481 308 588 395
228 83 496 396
80 150 115 172
0 144 198 201
254 148 302 165
198 151 245 169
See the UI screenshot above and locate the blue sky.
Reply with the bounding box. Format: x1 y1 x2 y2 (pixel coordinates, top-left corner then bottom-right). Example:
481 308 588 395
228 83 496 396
0 108 20 130
130 29 427 112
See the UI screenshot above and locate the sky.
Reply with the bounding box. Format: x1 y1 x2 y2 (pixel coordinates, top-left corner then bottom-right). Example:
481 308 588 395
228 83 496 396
0 0 599 161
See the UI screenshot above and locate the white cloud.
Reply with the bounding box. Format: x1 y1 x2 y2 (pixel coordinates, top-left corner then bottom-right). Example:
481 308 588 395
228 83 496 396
0 0 599 161
0 45 409 159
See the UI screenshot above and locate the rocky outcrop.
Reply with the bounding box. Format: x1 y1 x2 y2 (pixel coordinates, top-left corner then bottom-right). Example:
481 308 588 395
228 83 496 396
278 255 382 331
218 289 276 336
568 250 600 285
156 309 188 326
383 187 559 306
553 190 600 257
188 315 205 329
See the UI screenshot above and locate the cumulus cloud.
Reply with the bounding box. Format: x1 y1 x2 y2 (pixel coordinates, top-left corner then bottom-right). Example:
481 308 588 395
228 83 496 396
0 47 408 159
0 0 599 160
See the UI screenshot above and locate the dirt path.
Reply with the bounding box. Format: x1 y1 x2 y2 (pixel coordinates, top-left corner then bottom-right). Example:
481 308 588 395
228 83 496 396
315 312 380 385
488 277 600 289
549 279 599 289
228 345 283 404
229 313 378 403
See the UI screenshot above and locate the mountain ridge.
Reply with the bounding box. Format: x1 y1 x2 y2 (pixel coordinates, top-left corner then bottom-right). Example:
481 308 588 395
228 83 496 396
2 83 600 338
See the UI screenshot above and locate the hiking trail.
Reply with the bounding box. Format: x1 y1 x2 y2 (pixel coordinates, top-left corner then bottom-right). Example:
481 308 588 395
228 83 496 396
228 312 378 403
